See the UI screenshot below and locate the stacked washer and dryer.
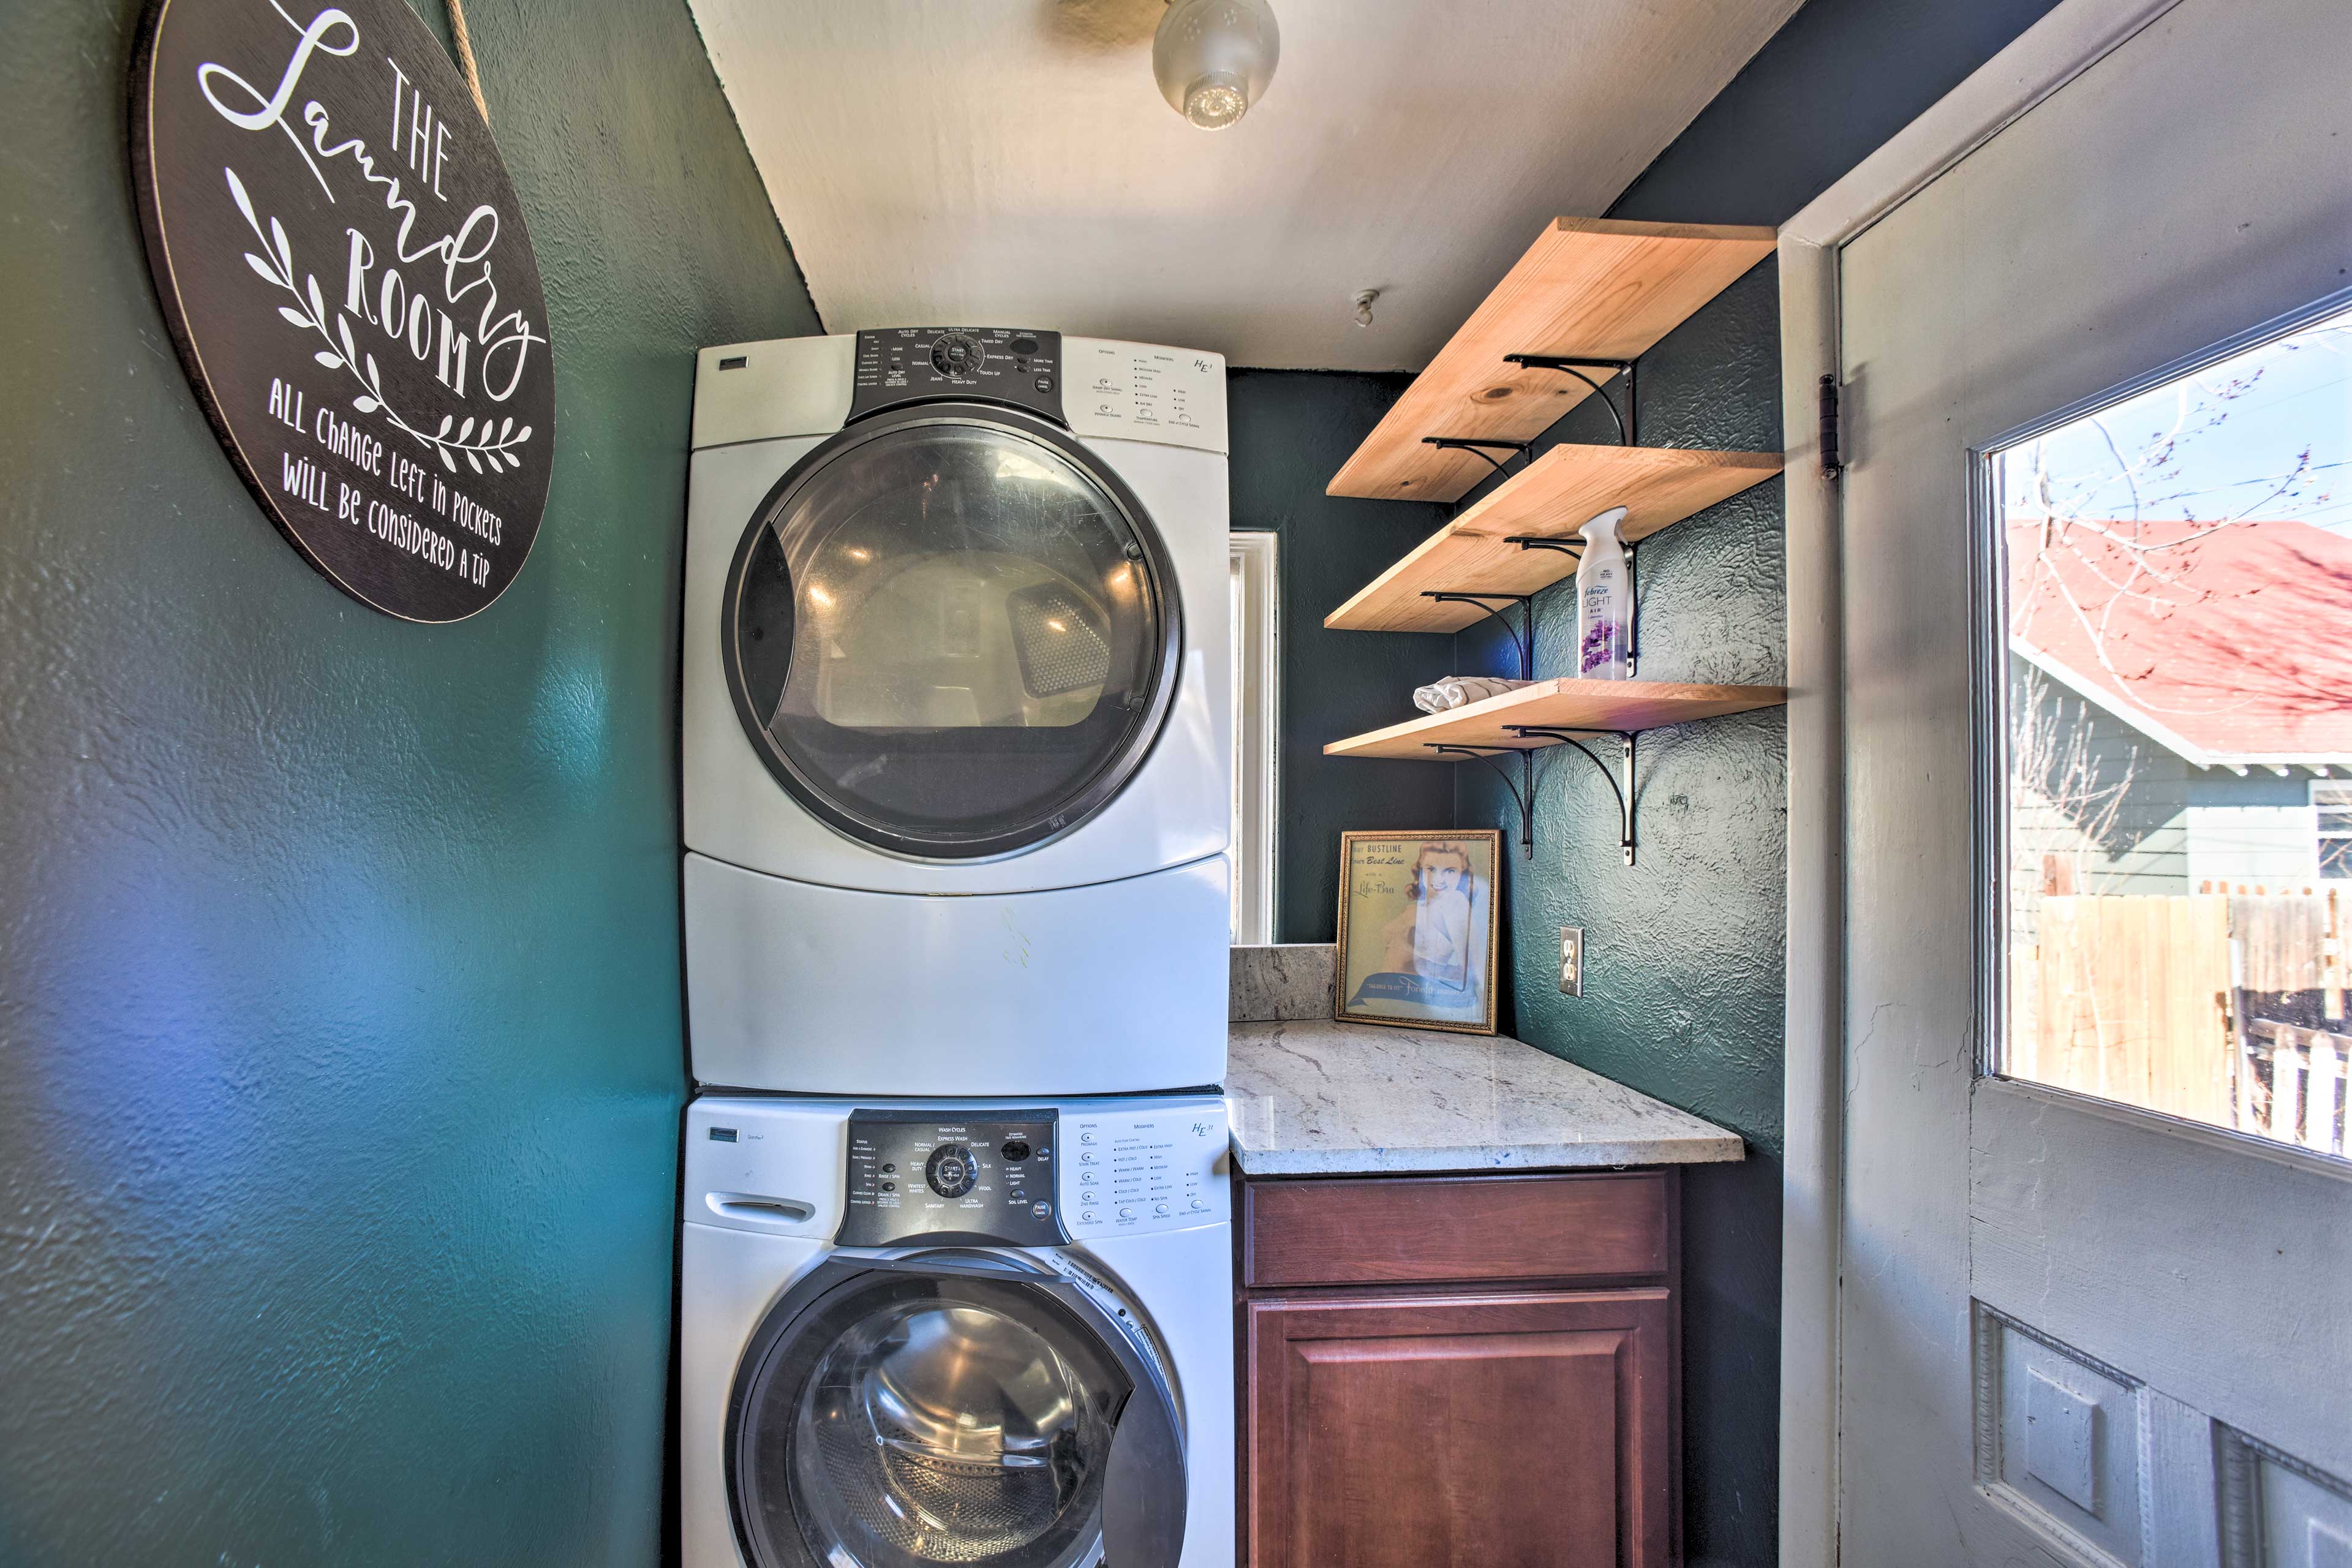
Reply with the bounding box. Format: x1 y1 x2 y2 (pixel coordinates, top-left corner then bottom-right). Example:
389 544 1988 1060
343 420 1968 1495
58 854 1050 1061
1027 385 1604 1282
677 328 1235 1568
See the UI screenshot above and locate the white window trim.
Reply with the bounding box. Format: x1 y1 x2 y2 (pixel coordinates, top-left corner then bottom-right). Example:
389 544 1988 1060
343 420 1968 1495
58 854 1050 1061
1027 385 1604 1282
1231 531 1280 944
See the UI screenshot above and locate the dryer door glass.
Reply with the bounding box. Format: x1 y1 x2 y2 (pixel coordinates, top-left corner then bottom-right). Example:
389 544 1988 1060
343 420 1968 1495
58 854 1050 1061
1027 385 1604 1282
725 407 1180 859
733 1272 1129 1568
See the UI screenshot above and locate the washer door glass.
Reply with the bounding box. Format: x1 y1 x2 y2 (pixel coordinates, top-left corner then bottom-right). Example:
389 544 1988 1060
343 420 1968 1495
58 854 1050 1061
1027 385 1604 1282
733 1273 1130 1568
724 407 1179 859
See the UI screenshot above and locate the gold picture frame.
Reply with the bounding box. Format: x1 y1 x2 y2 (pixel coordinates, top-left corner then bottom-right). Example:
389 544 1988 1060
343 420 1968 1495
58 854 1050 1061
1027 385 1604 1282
1333 829 1502 1034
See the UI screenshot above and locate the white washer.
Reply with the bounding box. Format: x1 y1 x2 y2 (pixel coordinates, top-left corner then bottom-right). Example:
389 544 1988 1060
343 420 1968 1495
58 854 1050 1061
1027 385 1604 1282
680 1093 1234 1568
684 330 1231 1097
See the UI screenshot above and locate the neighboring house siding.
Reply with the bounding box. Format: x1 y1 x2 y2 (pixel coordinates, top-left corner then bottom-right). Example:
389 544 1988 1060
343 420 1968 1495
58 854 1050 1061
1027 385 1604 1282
2011 659 2334 899
2011 665 2190 898
2185 807 2321 891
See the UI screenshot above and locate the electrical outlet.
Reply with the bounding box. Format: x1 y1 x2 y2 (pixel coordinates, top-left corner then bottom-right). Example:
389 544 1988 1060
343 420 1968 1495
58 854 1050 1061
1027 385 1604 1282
1559 927 1583 996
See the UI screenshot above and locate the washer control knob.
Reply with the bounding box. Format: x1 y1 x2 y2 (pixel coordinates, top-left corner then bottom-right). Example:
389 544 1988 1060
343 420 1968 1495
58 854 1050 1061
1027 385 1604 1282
1153 1204 1170 1216
925 1144 976 1199
1117 1207 1135 1221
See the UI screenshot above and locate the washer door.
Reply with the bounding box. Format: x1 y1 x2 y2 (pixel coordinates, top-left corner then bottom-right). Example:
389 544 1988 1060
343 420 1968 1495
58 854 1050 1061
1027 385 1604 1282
727 1253 1186 1568
721 404 1182 861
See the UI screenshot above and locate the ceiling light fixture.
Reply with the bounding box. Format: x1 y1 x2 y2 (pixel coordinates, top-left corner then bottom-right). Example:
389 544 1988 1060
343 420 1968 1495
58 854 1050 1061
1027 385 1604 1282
1153 0 1280 130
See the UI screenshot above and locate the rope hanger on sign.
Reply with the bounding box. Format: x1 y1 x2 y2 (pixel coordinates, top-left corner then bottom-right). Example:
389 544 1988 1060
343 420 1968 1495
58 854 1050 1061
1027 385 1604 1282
445 0 490 125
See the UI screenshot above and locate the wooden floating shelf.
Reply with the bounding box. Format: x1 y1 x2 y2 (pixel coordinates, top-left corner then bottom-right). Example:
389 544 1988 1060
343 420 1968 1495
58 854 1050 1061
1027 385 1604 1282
1325 679 1787 760
1324 444 1784 634
1329 218 1776 503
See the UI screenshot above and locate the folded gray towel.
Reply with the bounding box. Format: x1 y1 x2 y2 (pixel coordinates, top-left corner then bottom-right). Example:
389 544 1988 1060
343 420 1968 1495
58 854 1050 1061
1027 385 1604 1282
1414 676 1530 713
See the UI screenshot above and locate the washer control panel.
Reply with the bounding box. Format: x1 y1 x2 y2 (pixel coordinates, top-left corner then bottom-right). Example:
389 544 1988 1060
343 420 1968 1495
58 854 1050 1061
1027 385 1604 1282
1060 1101 1230 1236
847 328 1065 425
836 1108 1065 1248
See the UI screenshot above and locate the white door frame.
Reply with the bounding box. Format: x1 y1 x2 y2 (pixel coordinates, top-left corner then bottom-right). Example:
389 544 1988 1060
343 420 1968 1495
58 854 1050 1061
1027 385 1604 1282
1774 2 2190 1560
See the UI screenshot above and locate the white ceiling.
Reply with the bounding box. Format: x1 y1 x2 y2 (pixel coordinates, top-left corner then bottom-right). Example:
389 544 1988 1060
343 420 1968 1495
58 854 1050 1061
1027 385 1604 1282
690 0 1802 371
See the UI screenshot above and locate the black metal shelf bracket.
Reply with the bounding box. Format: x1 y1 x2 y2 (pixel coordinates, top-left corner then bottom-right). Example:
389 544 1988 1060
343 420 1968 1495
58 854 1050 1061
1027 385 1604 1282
1427 743 1554 858
1419 435 1532 486
1508 725 1640 866
1626 542 1640 679
1503 355 1638 447
1424 725 1641 867
1421 591 1534 680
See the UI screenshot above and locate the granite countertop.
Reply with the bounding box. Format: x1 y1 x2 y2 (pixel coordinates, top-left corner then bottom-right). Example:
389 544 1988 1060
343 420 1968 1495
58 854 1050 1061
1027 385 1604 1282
1225 1017 1747 1177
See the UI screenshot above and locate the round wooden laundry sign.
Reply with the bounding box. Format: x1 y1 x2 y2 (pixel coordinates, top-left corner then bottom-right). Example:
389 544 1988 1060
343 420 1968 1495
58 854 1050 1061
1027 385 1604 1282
132 0 554 622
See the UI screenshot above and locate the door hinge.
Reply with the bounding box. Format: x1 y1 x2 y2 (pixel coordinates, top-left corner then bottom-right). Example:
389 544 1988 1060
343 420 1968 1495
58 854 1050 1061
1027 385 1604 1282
1818 374 1844 480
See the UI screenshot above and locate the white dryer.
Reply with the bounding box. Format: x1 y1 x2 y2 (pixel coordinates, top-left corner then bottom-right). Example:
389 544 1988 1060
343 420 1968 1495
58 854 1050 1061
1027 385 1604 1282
683 330 1231 1097
680 1093 1234 1568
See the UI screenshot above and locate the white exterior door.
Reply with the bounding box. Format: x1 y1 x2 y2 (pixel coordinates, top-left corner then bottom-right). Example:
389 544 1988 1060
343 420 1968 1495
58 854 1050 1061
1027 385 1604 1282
1789 0 2352 1561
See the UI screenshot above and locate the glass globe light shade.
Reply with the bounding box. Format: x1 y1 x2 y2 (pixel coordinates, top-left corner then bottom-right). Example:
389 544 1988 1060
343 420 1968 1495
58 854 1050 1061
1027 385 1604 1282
1153 0 1280 130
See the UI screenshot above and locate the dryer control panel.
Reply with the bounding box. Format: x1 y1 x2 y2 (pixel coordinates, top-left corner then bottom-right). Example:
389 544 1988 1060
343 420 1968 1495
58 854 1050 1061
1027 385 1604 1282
848 328 1065 425
836 1107 1067 1248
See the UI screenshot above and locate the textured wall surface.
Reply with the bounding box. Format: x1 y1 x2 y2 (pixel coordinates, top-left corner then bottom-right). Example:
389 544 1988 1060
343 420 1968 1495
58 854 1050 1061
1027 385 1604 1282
1441 4 2064 1559
1611 0 2067 227
0 1 818 1564
1227 371 1457 943
1453 262 1790 1564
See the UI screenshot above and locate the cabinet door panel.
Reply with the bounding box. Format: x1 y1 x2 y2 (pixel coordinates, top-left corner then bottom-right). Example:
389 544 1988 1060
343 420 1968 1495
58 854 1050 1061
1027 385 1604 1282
1248 1289 1674 1567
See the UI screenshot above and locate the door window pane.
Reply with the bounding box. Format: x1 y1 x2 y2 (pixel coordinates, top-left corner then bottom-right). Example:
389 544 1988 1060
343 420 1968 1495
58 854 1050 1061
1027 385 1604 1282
1991 304 2352 1160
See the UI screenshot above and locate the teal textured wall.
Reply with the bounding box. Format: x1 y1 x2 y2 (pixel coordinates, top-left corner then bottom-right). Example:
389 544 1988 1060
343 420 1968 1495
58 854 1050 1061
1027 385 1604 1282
1227 371 1456 943
0 1 818 1563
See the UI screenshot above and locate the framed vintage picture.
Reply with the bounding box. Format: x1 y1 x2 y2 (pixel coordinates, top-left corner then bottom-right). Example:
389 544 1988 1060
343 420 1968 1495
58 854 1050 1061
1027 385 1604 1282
1333 830 1501 1034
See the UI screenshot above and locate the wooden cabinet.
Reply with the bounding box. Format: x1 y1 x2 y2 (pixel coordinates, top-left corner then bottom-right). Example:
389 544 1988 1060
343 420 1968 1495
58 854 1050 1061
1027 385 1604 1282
1239 1170 1680 1567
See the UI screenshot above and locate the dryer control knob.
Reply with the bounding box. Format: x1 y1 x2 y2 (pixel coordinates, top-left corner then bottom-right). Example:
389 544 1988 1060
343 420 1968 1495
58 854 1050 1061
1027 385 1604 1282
930 332 984 377
925 1144 977 1198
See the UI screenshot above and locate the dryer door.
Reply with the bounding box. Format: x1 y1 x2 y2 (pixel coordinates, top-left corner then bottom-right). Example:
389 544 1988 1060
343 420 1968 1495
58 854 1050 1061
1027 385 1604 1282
726 1252 1186 1568
721 404 1182 861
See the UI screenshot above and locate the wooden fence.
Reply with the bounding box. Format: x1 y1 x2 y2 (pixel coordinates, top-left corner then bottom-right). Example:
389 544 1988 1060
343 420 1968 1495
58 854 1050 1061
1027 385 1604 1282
2029 894 2233 1122
2026 890 2345 1155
